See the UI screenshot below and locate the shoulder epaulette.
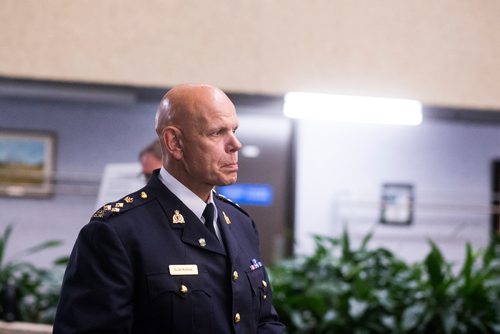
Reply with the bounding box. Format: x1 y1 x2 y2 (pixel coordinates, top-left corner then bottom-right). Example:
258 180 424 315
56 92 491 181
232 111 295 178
92 189 155 221
214 192 250 217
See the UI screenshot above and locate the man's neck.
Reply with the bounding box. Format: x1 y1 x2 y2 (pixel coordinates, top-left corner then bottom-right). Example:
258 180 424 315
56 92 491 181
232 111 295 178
164 166 212 202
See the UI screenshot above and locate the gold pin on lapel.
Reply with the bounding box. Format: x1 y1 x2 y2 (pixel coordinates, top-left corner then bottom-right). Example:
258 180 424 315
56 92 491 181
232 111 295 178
198 238 207 247
140 191 148 199
223 211 231 225
124 196 133 203
172 210 185 224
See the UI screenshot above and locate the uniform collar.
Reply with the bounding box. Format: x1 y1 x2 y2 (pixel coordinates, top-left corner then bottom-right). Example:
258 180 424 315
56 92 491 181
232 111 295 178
158 167 216 222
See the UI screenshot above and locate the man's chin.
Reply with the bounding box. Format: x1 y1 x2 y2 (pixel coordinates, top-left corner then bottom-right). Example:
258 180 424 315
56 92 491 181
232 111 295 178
218 175 238 186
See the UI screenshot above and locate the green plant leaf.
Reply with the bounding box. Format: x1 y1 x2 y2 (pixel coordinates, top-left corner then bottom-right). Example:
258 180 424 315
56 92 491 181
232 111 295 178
341 228 352 261
359 230 373 251
0 224 14 269
53 255 70 266
424 241 449 293
459 243 475 285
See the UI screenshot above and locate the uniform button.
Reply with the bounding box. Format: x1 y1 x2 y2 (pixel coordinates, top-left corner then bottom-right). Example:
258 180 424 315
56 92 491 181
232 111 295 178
261 280 268 289
179 284 188 294
232 270 239 281
263 294 267 300
234 312 241 323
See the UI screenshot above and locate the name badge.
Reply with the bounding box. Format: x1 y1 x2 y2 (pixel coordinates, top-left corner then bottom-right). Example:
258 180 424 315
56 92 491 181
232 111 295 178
169 264 199 276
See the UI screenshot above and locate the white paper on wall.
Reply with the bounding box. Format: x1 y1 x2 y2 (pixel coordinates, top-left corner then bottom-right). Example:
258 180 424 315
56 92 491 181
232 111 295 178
96 162 146 209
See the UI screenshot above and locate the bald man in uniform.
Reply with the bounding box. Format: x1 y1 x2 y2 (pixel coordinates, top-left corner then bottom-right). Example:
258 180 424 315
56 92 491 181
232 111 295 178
53 84 286 334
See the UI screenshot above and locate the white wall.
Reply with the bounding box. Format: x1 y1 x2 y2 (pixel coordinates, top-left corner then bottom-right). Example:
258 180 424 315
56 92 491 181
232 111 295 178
295 118 500 266
3 1 500 110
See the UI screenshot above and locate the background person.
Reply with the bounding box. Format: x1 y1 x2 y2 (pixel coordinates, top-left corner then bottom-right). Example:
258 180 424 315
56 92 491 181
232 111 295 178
138 139 163 181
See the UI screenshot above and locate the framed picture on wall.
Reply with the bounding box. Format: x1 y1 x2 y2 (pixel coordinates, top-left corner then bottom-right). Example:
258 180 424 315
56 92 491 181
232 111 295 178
0 129 56 198
380 183 414 225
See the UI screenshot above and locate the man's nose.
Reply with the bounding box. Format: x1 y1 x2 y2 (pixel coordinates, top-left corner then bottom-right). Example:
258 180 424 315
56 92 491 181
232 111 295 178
228 133 242 152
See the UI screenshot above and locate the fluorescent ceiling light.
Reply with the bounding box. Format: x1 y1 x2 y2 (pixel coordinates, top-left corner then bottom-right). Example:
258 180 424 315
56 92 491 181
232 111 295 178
284 92 422 125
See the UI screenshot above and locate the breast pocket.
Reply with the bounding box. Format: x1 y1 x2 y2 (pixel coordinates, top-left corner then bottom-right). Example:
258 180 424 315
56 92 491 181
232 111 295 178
146 271 212 334
245 267 273 320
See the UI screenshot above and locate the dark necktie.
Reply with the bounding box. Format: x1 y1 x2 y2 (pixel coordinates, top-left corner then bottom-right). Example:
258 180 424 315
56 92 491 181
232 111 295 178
203 203 216 237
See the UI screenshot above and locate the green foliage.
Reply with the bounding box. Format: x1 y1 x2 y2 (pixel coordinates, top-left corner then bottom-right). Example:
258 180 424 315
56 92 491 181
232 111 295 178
0 224 68 324
270 231 500 334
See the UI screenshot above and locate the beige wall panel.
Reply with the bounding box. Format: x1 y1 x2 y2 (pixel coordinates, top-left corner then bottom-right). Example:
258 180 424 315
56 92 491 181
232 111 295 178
1 0 500 109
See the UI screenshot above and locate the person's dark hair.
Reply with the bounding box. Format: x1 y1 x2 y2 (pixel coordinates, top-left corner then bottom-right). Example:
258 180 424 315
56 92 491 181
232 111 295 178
138 139 162 161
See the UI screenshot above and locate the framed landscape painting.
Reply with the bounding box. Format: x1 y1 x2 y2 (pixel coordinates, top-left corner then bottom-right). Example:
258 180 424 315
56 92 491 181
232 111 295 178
0 129 56 197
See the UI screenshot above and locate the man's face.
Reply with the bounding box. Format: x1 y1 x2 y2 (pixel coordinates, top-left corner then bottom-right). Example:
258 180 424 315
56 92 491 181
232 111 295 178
179 94 242 190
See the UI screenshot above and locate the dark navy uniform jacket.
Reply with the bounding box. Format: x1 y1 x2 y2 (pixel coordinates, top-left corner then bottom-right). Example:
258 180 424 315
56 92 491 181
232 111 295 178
53 171 285 334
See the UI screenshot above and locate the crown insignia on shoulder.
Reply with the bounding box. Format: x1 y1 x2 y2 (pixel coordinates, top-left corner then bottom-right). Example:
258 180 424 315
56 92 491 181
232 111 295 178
92 189 153 220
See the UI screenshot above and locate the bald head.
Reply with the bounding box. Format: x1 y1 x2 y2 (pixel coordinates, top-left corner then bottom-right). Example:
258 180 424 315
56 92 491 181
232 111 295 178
155 84 232 137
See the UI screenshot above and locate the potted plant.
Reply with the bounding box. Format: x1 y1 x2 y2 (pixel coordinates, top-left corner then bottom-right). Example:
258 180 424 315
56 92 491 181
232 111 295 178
270 230 500 333
0 224 68 324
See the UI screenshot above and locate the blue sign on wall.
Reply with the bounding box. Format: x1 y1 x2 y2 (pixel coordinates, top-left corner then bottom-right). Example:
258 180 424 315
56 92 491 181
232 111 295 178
217 183 273 206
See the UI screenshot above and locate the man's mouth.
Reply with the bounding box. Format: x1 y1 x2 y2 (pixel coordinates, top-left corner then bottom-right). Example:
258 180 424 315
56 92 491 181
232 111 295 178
222 162 238 171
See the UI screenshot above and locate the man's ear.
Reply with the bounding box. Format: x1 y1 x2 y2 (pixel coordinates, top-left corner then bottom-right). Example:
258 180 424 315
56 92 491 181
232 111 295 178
163 126 183 160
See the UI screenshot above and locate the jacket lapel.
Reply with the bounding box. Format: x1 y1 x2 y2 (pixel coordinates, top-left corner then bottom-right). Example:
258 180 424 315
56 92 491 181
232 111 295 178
180 212 226 256
150 176 226 256
216 204 240 265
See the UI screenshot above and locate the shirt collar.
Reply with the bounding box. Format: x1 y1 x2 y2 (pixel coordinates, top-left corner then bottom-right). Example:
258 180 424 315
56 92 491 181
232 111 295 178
158 167 214 220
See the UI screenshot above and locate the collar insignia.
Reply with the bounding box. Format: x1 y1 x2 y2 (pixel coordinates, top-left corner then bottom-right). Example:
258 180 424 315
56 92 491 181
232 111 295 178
172 210 185 224
223 211 231 224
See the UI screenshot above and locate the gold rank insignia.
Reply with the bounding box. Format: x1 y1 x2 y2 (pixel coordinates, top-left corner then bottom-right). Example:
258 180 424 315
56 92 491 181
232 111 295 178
140 191 148 199
172 210 185 224
93 209 104 218
111 207 120 213
115 202 124 208
124 196 133 203
223 211 231 224
103 205 112 211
